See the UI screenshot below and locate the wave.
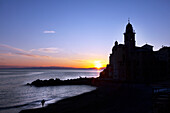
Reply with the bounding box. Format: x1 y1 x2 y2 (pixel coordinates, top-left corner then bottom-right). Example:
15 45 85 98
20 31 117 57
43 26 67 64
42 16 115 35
25 72 44 76
0 103 30 110
0 98 55 111
0 100 41 110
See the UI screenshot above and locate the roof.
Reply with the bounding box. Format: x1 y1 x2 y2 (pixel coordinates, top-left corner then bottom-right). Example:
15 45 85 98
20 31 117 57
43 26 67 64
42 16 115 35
142 44 153 47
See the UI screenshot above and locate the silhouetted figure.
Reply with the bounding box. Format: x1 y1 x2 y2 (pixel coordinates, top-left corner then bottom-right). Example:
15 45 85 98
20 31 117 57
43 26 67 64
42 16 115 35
41 99 45 107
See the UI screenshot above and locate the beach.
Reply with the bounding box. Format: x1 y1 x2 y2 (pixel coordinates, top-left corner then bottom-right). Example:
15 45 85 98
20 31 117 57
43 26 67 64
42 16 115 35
20 84 152 113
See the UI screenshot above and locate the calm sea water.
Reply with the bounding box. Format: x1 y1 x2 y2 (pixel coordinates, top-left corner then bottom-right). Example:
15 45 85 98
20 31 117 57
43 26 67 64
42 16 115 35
0 69 100 113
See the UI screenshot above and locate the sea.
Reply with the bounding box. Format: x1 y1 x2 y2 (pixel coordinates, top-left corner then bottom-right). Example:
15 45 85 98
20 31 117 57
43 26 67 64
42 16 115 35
0 69 100 113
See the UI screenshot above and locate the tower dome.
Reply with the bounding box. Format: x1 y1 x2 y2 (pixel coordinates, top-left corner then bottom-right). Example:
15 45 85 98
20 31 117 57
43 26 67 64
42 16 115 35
126 22 133 33
124 20 136 48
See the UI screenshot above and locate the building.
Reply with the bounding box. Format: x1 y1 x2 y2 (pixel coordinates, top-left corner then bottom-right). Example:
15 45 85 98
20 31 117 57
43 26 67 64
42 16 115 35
100 21 170 82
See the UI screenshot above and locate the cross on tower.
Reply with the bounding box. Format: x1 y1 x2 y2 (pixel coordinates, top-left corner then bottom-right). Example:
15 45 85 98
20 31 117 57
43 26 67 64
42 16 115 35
128 18 130 23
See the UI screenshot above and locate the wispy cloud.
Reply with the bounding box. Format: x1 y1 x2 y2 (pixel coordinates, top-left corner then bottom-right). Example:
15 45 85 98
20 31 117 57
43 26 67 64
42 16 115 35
0 44 27 53
73 59 89 63
0 53 15 56
31 47 60 53
15 52 51 58
0 44 54 58
43 30 56 34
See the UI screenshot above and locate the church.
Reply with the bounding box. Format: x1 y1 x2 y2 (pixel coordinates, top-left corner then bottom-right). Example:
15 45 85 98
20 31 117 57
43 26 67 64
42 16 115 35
100 21 170 82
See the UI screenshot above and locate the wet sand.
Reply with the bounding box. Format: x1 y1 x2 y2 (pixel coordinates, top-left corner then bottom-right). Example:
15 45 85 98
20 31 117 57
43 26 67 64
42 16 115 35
19 84 152 113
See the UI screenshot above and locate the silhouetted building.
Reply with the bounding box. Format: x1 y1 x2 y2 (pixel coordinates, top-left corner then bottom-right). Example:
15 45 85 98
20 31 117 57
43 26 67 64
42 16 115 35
100 21 170 82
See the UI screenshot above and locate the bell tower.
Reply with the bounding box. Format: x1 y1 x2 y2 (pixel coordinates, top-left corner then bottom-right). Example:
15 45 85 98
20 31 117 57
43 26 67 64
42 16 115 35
124 20 136 49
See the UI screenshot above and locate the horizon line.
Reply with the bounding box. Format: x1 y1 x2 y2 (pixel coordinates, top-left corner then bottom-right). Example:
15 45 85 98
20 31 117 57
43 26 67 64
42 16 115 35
0 66 105 70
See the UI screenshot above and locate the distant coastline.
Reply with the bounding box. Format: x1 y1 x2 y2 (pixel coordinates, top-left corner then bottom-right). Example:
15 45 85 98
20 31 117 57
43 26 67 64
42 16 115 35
0 66 105 70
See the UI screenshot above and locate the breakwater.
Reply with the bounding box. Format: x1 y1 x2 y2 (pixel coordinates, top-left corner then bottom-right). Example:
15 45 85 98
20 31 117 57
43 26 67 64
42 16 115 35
27 77 95 87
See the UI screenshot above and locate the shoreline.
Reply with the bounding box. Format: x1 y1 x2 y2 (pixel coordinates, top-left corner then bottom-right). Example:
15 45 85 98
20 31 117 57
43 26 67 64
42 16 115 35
26 77 155 87
20 78 170 113
20 84 153 113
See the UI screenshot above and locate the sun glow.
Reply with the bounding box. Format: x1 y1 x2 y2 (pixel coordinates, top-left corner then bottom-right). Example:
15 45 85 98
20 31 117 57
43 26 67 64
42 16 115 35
94 61 102 69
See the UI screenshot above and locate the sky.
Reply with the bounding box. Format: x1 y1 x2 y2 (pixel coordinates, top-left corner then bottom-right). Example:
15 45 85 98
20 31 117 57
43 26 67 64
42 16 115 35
0 0 170 68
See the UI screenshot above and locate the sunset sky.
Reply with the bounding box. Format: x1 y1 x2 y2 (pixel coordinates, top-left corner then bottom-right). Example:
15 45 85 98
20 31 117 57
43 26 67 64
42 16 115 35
0 0 170 68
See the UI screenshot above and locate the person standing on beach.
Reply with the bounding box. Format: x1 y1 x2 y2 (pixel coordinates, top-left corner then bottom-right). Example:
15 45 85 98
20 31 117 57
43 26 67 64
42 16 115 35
41 99 45 107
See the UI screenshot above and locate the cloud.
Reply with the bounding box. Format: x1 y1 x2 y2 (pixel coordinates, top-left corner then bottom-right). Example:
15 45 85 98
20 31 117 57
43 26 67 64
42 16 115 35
31 47 60 53
43 30 56 34
0 44 27 53
73 59 89 63
0 44 53 58
0 53 15 56
15 52 51 58
0 57 5 63
0 52 51 59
